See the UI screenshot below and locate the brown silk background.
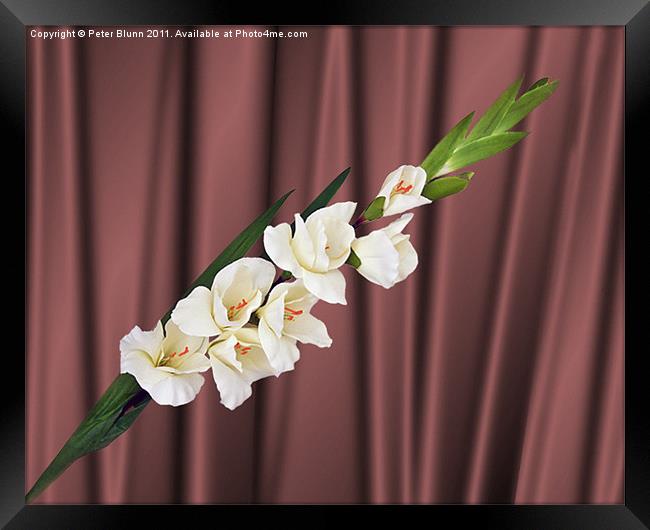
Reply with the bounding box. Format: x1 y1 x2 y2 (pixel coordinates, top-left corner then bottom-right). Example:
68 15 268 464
26 26 624 504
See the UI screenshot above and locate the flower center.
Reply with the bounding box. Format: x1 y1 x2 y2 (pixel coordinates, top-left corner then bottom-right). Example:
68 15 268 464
159 345 189 366
284 306 304 321
234 342 252 356
228 298 249 320
393 180 413 195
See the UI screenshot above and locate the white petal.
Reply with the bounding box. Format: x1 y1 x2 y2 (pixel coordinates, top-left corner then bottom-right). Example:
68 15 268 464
163 319 208 357
291 213 316 269
264 280 293 304
271 336 300 373
209 330 277 410
395 237 418 283
171 286 220 337
214 258 275 329
214 257 274 299
305 201 357 227
258 318 278 354
302 268 347 304
219 261 254 300
211 297 231 331
284 280 318 312
237 257 276 296
322 219 355 269
258 320 300 373
120 350 168 389
210 356 253 410
383 213 414 238
231 325 262 346
403 165 428 194
383 194 431 217
257 289 287 337
209 334 242 372
238 341 278 382
306 218 329 272
304 204 356 271
147 372 205 407
171 352 211 374
222 288 263 330
263 223 300 274
351 230 400 288
284 313 332 348
376 166 405 199
119 322 164 361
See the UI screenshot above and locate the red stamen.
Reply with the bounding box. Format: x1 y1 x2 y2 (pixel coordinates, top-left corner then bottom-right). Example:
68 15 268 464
393 180 414 194
228 298 249 319
284 307 303 321
167 345 190 359
236 298 248 310
235 342 251 355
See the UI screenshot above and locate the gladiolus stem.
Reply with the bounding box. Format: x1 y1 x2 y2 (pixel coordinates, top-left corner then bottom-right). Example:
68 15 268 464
352 215 367 229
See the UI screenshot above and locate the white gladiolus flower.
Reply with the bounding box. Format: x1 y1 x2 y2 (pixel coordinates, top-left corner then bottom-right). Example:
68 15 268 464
375 165 431 216
263 202 357 305
256 279 332 373
208 326 278 410
351 213 418 288
120 320 210 406
171 257 276 337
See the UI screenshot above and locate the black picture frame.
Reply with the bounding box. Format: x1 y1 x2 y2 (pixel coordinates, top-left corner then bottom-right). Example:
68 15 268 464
7 1 648 527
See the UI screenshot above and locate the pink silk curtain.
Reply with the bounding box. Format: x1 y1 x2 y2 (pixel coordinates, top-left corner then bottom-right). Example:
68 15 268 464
26 26 624 503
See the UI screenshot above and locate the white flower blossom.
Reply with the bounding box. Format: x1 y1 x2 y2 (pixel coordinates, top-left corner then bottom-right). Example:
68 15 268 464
120 320 210 406
208 326 278 410
351 213 418 288
263 202 357 305
256 279 331 373
375 165 431 216
171 257 276 337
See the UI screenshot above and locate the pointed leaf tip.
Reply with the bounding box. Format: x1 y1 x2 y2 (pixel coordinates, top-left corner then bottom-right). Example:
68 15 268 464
300 166 352 220
467 77 523 142
496 80 559 132
526 77 549 92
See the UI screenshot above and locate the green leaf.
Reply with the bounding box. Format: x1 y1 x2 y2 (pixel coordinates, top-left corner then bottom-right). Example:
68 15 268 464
160 190 294 325
95 389 150 449
441 131 528 174
420 112 474 178
346 248 362 268
421 172 474 201
361 196 385 222
466 76 522 141
300 167 351 220
25 374 145 504
495 80 559 132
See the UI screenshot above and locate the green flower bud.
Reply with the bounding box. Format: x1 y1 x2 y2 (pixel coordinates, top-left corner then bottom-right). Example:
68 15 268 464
421 172 474 201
